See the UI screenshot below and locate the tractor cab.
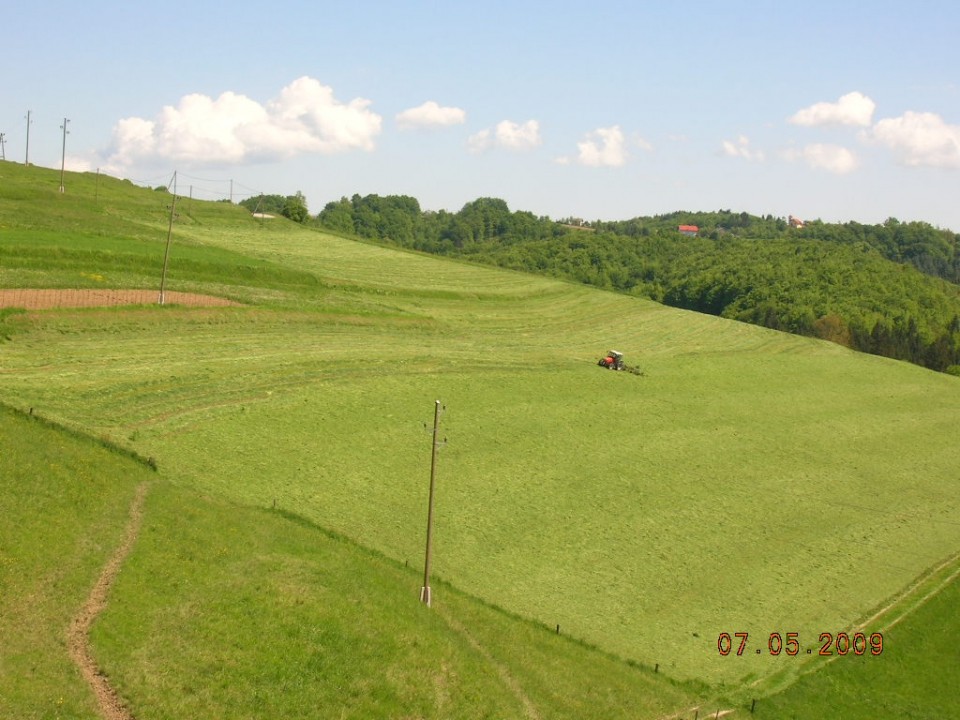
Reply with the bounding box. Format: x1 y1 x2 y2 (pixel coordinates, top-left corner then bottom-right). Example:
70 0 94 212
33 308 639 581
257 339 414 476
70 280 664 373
598 350 625 370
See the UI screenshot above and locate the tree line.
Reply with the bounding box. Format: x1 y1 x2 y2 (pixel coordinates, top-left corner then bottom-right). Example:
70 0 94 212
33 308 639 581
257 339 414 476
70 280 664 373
259 192 960 374
239 193 310 223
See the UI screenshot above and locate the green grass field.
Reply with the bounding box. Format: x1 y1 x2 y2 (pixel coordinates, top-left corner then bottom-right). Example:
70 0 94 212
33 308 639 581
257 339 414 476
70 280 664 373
1 404 707 719
2 162 959 715
754 555 960 719
0 405 151 720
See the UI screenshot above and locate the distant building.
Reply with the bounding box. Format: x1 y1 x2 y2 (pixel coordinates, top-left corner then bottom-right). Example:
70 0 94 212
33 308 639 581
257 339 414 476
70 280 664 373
678 224 699 237
788 215 805 229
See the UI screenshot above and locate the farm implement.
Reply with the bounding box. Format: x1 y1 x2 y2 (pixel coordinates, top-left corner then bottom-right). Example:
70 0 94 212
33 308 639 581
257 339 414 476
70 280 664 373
597 350 643 375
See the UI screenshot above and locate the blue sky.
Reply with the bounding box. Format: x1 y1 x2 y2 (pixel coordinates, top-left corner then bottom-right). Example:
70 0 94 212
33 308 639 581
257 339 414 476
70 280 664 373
3 1 959 229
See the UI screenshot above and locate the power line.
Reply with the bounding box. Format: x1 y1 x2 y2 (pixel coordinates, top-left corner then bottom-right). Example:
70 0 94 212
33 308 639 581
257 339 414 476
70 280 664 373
178 171 232 183
233 180 262 194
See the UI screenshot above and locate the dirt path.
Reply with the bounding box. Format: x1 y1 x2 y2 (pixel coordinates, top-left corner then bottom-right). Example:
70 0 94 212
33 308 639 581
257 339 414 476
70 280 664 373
67 482 149 720
657 705 735 720
0 288 240 309
860 550 960 632
743 549 960 699
436 606 541 720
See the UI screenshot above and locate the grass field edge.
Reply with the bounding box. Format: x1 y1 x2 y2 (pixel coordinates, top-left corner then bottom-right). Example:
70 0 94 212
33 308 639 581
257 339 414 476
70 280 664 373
266 504 716 698
0 402 158 472
742 547 960 700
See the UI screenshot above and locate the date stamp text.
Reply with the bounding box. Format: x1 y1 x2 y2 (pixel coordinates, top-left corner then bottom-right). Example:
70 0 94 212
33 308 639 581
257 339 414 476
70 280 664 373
717 631 884 657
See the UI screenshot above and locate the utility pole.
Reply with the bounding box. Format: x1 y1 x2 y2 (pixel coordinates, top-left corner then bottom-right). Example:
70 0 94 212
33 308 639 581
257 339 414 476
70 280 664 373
24 110 32 165
420 400 445 608
0 132 6 161
59 118 70 193
158 171 178 305
229 179 234 203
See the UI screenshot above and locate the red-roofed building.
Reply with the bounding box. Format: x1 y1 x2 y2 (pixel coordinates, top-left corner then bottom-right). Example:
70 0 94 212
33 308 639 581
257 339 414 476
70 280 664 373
678 225 699 237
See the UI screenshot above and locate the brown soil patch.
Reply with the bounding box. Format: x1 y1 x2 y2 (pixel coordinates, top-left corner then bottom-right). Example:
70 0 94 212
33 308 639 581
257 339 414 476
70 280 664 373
68 482 149 720
0 289 240 310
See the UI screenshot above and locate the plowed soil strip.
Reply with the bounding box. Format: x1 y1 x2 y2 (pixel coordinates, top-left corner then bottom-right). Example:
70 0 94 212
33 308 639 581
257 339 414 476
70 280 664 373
68 483 149 720
0 289 240 309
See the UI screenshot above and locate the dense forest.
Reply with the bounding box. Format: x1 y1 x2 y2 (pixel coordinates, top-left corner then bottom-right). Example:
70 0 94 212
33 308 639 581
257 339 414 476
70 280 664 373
305 194 960 374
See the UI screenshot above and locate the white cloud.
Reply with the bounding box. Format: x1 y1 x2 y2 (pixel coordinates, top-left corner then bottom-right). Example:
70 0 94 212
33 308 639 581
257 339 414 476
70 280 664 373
721 134 764 161
103 76 381 172
870 111 960 168
633 133 654 152
65 155 93 172
468 119 541 153
789 91 876 127
495 119 541 149
785 143 859 174
467 129 493 154
577 125 626 167
105 117 156 171
396 101 466 129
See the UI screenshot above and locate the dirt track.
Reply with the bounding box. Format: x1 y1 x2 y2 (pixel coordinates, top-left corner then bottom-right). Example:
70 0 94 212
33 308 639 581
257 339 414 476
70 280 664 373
0 289 240 309
67 483 149 720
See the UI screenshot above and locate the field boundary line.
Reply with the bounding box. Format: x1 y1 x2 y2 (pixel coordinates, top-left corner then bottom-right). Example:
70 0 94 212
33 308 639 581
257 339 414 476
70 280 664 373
0 403 158 471
67 482 149 720
750 549 960 694
858 549 960 632
436 605 541 720
656 705 734 720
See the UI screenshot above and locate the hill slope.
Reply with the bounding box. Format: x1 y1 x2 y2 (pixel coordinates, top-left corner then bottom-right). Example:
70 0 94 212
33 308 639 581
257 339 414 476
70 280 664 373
317 194 960 372
0 405 706 719
2 165 959 703
0 405 151 720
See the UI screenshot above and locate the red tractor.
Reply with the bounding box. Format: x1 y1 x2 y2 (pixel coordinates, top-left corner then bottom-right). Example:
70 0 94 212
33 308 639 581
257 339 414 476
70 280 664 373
597 350 625 370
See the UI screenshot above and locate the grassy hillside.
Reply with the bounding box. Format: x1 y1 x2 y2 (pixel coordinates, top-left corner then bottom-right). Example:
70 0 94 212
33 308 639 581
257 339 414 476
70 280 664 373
318 194 960 372
0 404 706 719
0 405 152 720
96 483 706 719
2 164 959 711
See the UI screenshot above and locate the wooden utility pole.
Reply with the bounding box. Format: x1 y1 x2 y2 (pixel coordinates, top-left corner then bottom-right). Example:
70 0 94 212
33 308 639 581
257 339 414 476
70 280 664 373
59 118 70 193
158 172 178 305
24 110 31 165
420 400 444 607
